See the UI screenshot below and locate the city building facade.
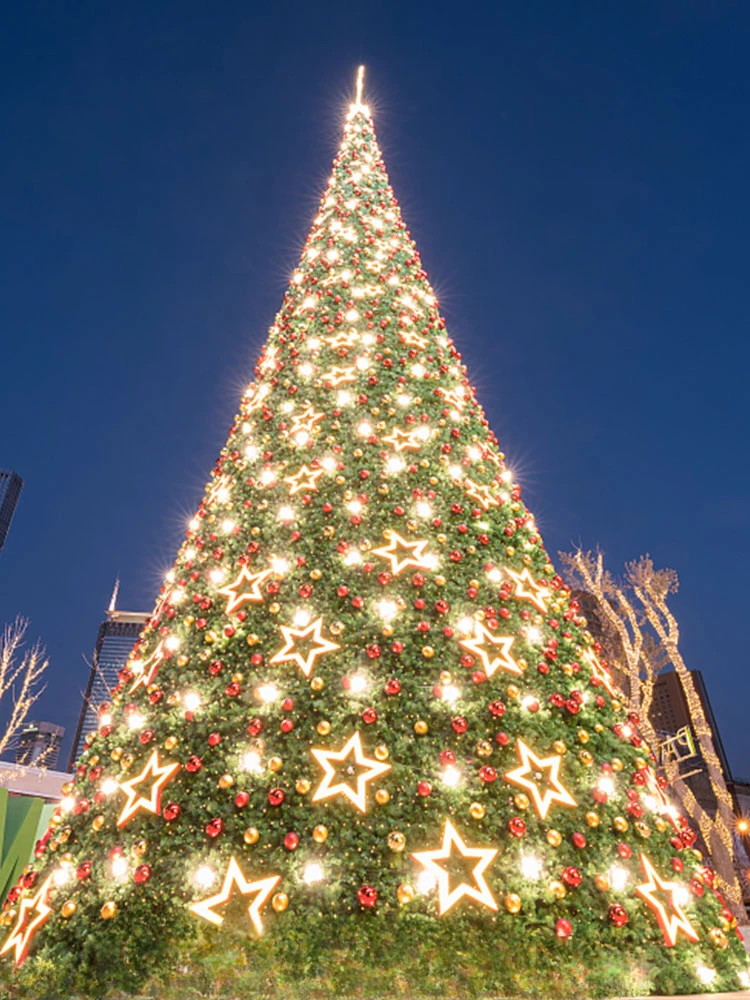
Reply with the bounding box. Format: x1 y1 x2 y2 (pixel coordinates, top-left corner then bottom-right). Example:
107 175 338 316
69 584 149 767
0 468 23 554
14 721 65 768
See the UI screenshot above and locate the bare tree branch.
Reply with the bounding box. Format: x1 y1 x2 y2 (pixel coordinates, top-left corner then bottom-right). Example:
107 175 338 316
0 617 50 762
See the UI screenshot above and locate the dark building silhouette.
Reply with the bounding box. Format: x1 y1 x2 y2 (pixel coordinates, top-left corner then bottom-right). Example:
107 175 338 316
14 721 65 768
69 583 149 768
0 469 23 554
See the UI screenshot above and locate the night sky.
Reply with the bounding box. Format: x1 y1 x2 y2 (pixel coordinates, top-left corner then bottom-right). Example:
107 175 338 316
2 2 749 774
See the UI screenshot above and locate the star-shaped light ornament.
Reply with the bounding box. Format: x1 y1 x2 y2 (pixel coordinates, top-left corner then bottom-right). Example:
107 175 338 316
441 387 470 411
458 623 522 679
284 465 324 496
412 819 498 916
289 405 325 436
189 857 281 935
323 365 358 387
311 732 391 812
504 739 577 820
0 874 54 966
325 330 360 350
382 427 425 452
399 329 428 349
128 641 167 694
635 853 700 947
218 567 272 614
463 478 500 510
205 473 233 507
503 567 550 614
580 648 618 697
270 617 340 678
372 532 437 576
117 750 180 828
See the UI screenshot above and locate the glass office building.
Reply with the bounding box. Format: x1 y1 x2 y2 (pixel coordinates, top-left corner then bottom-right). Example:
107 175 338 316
0 469 23 554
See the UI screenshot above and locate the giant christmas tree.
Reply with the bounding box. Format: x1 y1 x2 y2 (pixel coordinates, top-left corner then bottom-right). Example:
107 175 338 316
2 70 748 998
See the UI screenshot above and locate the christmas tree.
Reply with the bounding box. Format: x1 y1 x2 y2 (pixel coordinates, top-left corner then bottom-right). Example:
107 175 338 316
2 69 748 998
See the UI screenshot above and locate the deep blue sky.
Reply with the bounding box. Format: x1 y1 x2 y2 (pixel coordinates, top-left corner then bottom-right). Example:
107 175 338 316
1 1 749 774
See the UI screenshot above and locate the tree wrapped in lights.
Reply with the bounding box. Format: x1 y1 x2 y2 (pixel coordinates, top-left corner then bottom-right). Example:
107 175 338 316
2 71 749 998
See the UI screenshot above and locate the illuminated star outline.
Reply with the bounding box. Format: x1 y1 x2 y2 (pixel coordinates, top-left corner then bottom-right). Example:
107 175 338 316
217 567 272 614
458 622 522 679
441 387 469 410
205 473 233 507
372 532 437 576
290 405 325 435
116 750 180 828
283 465 325 496
503 567 550 614
382 427 425 452
311 732 391 813
634 852 700 947
269 617 340 678
399 330 428 349
580 648 618 698
128 640 167 695
503 739 577 820
325 330 360 350
323 365 358 386
189 857 281 935
463 478 500 510
412 819 498 916
0 874 54 966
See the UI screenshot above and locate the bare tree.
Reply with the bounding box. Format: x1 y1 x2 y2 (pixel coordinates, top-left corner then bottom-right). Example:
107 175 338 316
560 549 745 923
0 617 49 762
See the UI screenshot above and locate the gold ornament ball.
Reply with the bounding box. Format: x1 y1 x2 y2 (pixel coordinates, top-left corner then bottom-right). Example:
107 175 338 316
585 811 600 828
611 757 624 773
593 723 605 733
100 901 117 920
435 575 447 587
548 881 567 900
439 671 453 685
397 883 415 905
121 753 135 770
577 729 590 744
375 788 390 805
272 892 289 913
422 646 435 659
244 827 260 845
269 756 283 772
388 831 406 852
553 740 567 755
414 720 428 735
110 747 123 762
382 624 394 638
91 815 105 832
613 816 629 833
269 602 281 615
218 774 234 790
507 684 520 700
246 633 260 646
330 620 345 636
317 721 331 737
546 829 562 847
312 825 328 844
593 874 610 892
295 778 311 795
231 672 244 683
177 654 189 667
476 740 493 758
61 901 77 919
579 750 594 767
709 928 729 949
634 757 647 771
61 851 73 863
132 839 148 857
204 630 218 644
635 821 651 838
654 817 668 833
310 676 325 692
61 781 74 796
374 745 389 761
310 568 322 581
469 802 486 820
514 793 530 811
504 893 522 914
164 736 178 751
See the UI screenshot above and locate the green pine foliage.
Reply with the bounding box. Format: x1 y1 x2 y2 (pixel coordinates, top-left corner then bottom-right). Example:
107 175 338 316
1 90 748 998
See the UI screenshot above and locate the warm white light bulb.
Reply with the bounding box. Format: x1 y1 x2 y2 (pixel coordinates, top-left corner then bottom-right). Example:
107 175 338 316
349 675 368 695
417 871 437 893
101 778 118 796
520 855 543 880
111 856 128 879
278 506 295 523
442 685 460 704
442 765 461 788
193 866 216 890
258 683 279 704
609 866 628 892
293 609 311 628
184 692 201 713
127 713 145 731
303 863 324 885
241 751 263 774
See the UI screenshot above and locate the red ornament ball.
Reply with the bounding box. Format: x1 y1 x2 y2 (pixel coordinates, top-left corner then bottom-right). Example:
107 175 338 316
357 884 378 908
561 866 582 888
185 755 203 774
555 918 573 939
206 817 224 838
508 817 527 838
133 864 151 884
417 781 432 797
234 791 250 809
268 787 285 807
163 802 181 822
284 831 300 851
608 904 628 928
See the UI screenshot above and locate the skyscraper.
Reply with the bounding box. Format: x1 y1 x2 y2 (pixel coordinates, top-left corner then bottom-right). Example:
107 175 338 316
0 469 23 554
14 721 65 769
69 583 149 768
